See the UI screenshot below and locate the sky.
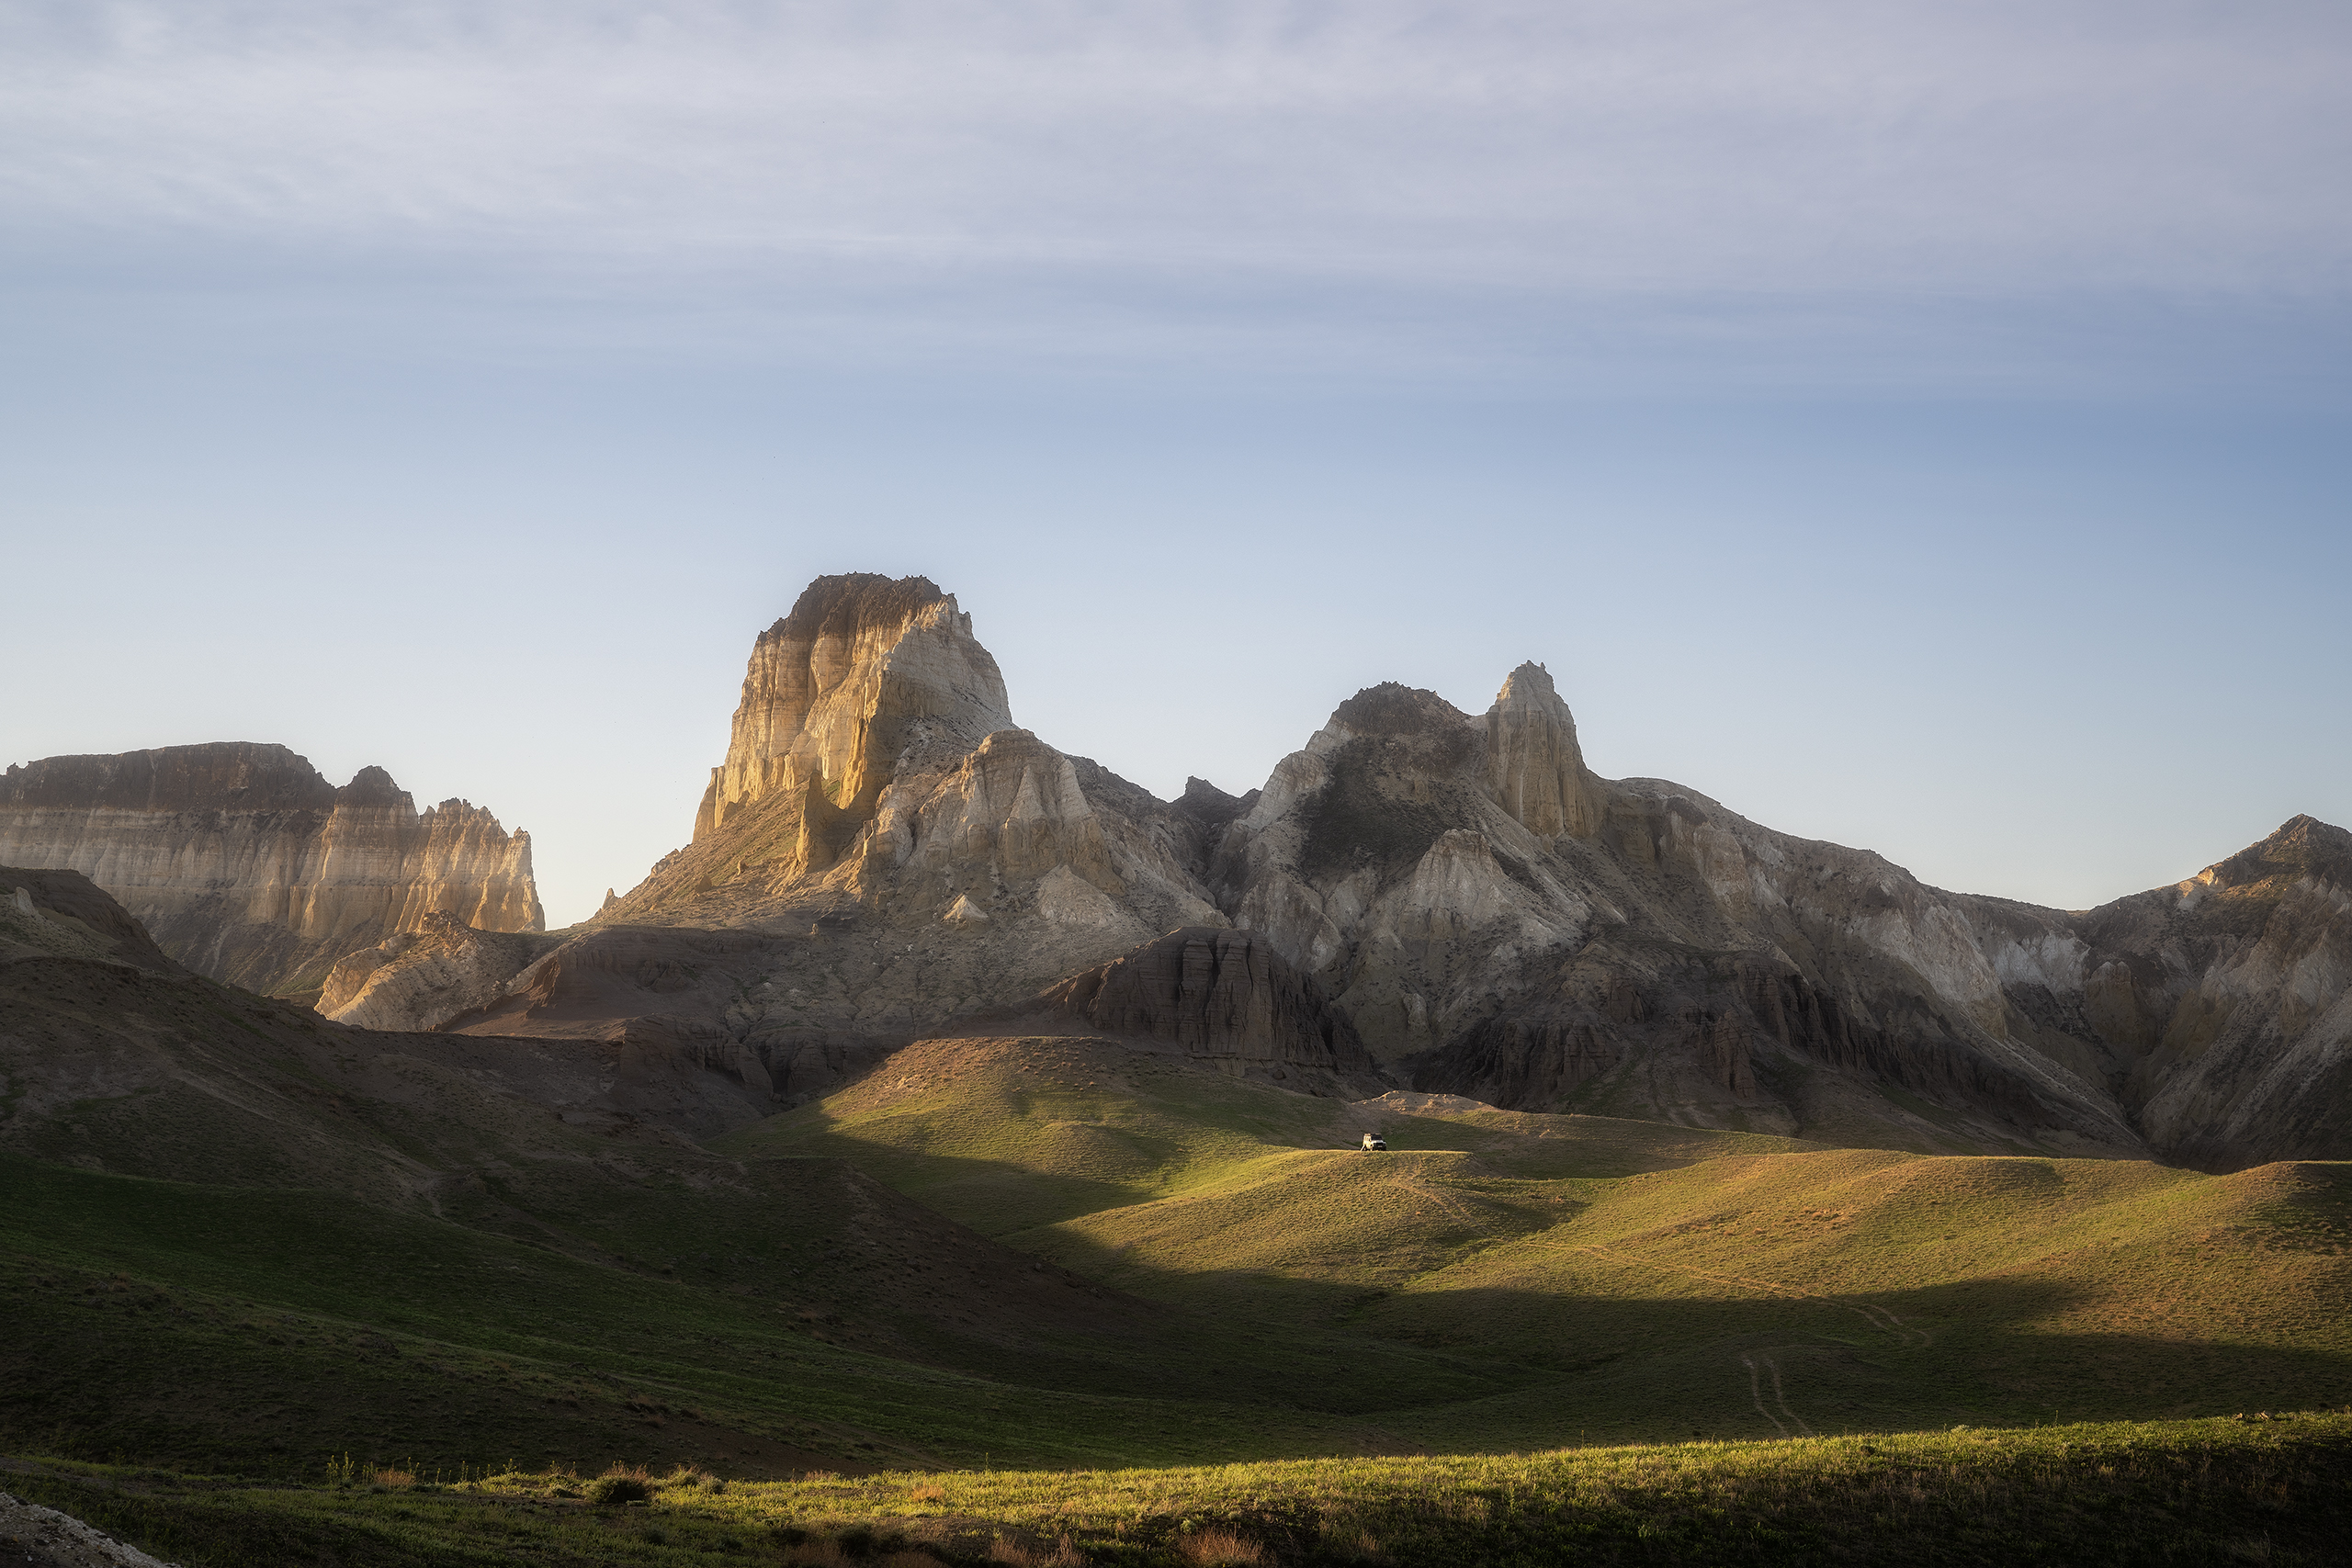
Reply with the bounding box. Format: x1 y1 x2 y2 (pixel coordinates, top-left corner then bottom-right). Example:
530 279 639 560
4 0 2348 928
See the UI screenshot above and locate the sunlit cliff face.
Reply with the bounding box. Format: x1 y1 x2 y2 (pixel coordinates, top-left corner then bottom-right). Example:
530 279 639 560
0 742 540 993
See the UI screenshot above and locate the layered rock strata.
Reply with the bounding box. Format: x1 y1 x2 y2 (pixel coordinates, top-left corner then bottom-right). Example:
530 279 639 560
0 743 541 993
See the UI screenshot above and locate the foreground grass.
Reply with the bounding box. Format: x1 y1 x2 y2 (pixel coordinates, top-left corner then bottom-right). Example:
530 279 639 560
9 1415 2348 1566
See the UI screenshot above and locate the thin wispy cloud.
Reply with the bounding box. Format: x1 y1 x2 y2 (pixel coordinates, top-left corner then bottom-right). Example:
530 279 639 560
6 0 2347 302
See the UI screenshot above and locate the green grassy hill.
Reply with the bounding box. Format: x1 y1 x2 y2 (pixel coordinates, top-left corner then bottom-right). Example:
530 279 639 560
726 1034 2352 1447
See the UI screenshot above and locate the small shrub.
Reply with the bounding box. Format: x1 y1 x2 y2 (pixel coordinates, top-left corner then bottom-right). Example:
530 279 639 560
588 1465 652 1506
1179 1528 1265 1566
910 1483 946 1504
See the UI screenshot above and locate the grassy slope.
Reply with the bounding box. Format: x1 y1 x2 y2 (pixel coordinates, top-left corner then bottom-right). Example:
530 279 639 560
0 973 1523 1475
9 1415 2350 1567
724 1036 2352 1447
2 1151 1432 1475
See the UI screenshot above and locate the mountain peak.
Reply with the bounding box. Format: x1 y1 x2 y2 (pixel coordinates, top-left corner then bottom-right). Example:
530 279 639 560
2203 813 2352 892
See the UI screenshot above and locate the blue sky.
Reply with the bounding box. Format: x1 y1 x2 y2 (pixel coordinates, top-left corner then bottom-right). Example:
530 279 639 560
6 1 2347 927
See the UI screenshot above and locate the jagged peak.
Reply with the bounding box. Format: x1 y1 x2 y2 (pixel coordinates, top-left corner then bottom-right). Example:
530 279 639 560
1494 660 1560 705
2202 814 2352 891
1484 660 1600 840
335 765 409 807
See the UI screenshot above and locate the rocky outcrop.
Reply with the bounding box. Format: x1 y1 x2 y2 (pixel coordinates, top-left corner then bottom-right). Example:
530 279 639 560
976 926 1387 1093
1486 662 1606 840
2069 817 2352 1168
691 573 1015 852
318 910 561 1032
0 743 542 994
1 866 186 975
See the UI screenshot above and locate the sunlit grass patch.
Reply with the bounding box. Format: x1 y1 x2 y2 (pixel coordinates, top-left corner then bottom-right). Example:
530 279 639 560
8 1416 2351 1566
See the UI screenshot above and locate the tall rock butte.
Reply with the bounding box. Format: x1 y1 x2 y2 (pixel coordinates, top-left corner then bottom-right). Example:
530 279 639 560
334 575 1293 1099
0 742 541 994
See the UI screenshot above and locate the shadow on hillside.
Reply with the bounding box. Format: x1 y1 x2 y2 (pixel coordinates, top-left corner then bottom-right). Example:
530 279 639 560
1006 1205 2352 1447
743 1130 2352 1442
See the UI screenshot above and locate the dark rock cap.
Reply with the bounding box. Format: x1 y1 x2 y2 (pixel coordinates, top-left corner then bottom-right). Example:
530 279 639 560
0 743 337 813
765 573 951 647
1330 682 1471 739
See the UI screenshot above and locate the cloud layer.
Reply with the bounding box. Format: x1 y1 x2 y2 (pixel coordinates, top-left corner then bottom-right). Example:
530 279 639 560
8 0 2348 303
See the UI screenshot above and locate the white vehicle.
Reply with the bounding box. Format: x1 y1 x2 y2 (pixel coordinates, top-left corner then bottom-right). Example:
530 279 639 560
1360 1132 1387 1151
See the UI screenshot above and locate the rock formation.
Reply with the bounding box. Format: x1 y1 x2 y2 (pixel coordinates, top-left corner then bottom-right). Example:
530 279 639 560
318 570 2349 1168
967 926 1387 1094
2071 816 2352 1168
0 743 542 994
1206 669 2352 1168
353 576 1238 1067
318 910 562 1032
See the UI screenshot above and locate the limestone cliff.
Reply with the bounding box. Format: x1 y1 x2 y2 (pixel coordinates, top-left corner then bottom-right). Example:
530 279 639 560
0 743 542 994
692 573 1014 856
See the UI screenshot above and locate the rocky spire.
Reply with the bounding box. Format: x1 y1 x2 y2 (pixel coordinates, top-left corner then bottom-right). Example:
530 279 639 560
1484 661 1603 840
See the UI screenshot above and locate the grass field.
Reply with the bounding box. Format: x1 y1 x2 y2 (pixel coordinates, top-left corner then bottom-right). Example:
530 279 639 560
7 969 2352 1561
7 1415 2347 1566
